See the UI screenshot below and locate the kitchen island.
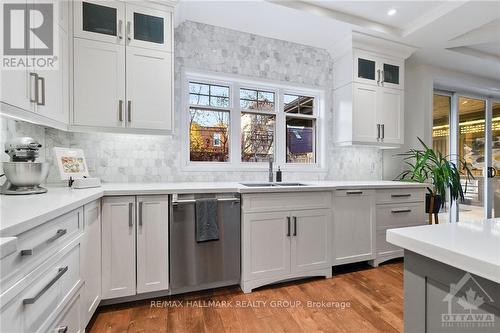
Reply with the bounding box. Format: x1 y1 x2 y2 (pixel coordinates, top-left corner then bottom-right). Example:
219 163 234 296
387 220 500 333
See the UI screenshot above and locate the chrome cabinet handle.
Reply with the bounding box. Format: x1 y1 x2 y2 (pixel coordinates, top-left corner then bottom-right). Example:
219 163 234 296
377 69 380 84
23 266 68 304
29 72 39 103
346 191 363 195
119 100 123 121
286 217 291 237
129 202 133 228
118 20 123 39
37 76 45 105
391 209 412 214
381 70 385 84
381 124 385 140
21 229 67 256
391 194 411 198
127 100 131 123
377 124 381 141
127 21 131 41
293 216 297 236
57 326 68 333
138 202 143 227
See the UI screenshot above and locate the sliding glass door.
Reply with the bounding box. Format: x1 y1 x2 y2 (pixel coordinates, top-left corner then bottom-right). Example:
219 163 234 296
432 92 500 222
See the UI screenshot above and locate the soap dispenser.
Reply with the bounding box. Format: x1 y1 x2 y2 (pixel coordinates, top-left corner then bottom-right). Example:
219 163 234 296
276 166 282 182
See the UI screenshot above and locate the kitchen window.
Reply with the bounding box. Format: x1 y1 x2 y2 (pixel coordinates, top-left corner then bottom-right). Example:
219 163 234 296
185 73 323 169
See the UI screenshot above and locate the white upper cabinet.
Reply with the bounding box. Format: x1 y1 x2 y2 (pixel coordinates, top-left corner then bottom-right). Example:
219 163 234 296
125 3 172 52
72 1 174 133
332 32 415 148
74 0 125 45
73 38 125 128
126 47 172 130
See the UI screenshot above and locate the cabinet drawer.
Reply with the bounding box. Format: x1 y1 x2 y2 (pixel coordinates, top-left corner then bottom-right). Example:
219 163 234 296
1 208 82 289
376 202 425 228
376 188 424 204
376 229 401 256
0 243 80 333
242 192 332 213
50 292 82 333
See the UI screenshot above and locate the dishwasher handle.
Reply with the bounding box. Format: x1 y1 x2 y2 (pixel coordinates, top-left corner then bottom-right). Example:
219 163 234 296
172 197 240 206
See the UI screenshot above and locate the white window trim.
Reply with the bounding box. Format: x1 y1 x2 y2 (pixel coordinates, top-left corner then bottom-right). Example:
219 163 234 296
181 69 326 172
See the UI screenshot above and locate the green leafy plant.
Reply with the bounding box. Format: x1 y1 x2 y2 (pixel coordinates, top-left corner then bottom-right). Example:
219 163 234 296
395 137 474 211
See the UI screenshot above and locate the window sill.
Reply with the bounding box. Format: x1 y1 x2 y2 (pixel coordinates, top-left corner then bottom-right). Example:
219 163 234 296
182 162 327 173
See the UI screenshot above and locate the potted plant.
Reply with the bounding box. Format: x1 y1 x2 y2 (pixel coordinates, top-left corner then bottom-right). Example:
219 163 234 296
395 138 474 224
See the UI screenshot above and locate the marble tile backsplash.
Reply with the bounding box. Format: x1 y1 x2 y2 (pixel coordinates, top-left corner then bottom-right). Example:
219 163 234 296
0 21 382 184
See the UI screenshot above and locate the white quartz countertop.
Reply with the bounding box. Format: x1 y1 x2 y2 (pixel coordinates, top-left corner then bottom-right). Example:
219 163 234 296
387 220 500 284
1 180 426 236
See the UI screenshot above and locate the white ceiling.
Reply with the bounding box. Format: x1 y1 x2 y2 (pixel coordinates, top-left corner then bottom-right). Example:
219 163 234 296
176 0 500 83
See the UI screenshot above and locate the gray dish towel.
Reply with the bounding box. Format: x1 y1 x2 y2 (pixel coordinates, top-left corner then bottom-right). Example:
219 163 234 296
195 198 219 242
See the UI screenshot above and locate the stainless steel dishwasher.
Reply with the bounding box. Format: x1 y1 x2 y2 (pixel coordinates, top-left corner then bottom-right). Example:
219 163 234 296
169 193 241 294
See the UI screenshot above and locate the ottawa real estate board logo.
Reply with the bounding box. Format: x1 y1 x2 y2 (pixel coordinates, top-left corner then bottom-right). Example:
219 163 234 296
441 272 495 330
1 1 58 70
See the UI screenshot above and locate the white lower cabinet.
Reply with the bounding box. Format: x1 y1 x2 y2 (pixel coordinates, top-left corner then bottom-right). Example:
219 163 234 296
81 200 101 326
101 196 136 299
241 192 332 293
50 292 83 333
136 195 169 294
333 190 376 265
101 195 169 300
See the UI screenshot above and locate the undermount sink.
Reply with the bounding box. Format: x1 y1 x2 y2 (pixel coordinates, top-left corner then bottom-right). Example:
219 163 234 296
240 182 309 187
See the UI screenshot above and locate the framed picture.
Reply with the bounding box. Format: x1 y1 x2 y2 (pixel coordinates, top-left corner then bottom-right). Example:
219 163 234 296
53 147 89 180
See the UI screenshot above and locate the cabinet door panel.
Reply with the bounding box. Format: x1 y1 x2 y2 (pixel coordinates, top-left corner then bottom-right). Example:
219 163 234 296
126 47 172 130
333 191 376 265
243 212 290 280
35 28 68 124
101 196 136 299
125 4 172 52
81 200 101 326
291 209 331 273
73 38 125 128
74 0 125 45
136 195 169 294
352 83 378 143
354 50 378 86
378 88 403 144
380 57 404 89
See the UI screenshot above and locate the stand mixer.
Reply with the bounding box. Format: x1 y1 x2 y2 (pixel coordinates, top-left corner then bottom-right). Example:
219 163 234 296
1 137 49 195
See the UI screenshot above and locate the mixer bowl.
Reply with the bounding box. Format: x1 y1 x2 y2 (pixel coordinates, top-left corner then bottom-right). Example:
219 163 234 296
2 162 49 187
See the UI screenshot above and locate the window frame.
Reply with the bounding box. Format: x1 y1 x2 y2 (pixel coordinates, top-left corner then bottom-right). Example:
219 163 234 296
182 70 325 172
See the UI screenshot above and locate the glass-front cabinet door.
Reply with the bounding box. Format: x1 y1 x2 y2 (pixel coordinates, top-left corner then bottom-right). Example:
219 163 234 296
125 4 172 52
380 57 404 89
354 50 378 86
74 0 125 45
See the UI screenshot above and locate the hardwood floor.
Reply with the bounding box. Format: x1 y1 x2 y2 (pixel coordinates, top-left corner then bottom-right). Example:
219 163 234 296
88 260 404 333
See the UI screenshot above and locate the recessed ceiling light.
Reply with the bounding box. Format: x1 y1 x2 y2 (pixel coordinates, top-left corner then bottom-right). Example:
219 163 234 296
387 8 397 16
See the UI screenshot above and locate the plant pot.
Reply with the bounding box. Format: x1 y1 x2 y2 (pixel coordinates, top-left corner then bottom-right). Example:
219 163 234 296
425 194 442 214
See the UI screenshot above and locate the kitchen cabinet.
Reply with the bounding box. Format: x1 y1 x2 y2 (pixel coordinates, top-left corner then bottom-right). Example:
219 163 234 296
101 195 169 300
136 195 169 294
0 0 69 129
354 50 404 90
333 190 376 265
73 38 125 128
101 196 136 299
334 82 403 146
241 192 332 293
80 200 101 326
72 1 174 132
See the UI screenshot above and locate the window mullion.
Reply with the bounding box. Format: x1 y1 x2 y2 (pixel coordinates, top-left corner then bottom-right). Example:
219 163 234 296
276 88 286 166
231 82 241 166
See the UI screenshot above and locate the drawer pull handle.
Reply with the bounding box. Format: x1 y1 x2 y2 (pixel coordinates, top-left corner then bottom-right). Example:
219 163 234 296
57 326 68 333
293 216 297 236
286 217 291 237
138 201 143 227
20 229 67 256
23 266 68 304
391 209 412 214
391 194 411 198
346 191 363 195
129 202 134 228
